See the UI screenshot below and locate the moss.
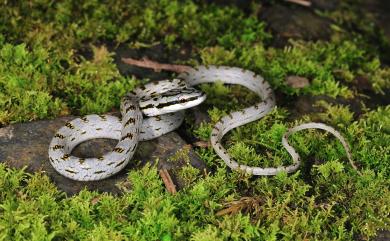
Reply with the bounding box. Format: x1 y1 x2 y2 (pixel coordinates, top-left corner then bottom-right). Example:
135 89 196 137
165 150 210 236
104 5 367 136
0 162 388 240
198 39 389 97
167 145 191 164
0 0 389 240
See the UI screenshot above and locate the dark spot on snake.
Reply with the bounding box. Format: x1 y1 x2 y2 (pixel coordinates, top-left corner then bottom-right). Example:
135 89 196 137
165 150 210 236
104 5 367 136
65 169 77 174
113 147 125 153
96 128 102 131
79 158 85 164
54 133 65 139
94 170 106 174
61 154 70 160
98 156 104 161
52 145 64 150
115 160 126 167
81 131 87 135
65 122 74 129
125 105 136 112
107 162 115 166
121 133 134 140
124 118 136 126
142 104 154 110
81 117 89 122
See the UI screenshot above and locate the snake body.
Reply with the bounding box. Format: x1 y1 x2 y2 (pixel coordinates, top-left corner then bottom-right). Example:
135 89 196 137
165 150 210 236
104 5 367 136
49 66 356 181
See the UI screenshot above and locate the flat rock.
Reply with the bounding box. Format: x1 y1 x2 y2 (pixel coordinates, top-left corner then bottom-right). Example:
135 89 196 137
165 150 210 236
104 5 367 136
261 4 332 46
312 0 339 11
0 116 206 195
113 43 193 80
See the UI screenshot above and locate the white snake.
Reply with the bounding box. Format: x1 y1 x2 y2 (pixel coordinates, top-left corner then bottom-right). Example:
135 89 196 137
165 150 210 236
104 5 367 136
49 66 357 181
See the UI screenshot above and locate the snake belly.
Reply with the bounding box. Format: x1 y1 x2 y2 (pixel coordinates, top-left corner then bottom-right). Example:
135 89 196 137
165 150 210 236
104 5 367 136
49 66 356 181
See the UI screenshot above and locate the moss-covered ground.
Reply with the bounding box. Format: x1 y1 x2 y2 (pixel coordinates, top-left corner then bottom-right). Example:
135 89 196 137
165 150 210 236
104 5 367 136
0 1 389 240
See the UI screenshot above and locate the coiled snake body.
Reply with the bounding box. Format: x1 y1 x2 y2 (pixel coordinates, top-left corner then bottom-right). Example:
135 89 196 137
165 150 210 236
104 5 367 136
49 66 356 181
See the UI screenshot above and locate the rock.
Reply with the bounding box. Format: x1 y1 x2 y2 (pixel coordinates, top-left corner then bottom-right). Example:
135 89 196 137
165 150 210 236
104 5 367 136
286 75 310 88
361 0 390 64
352 75 372 92
312 0 339 11
373 230 390 241
261 4 332 46
0 116 206 195
113 43 193 80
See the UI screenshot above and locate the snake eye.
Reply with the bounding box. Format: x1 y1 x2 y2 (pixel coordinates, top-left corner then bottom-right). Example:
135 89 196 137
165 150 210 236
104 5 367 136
178 96 187 105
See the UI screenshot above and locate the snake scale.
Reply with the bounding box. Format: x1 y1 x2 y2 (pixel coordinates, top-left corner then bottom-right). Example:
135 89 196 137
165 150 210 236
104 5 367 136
49 66 357 181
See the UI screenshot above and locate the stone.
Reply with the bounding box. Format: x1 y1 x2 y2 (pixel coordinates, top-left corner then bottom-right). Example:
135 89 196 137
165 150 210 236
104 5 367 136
0 116 206 195
113 43 192 80
312 0 339 11
261 4 332 46
373 230 390 241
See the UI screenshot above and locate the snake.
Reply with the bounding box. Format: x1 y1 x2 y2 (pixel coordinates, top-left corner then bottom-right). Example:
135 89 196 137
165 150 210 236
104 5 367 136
49 66 358 181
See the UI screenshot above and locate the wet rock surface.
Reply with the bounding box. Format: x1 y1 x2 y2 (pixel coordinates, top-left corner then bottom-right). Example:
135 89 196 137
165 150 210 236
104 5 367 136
0 116 206 196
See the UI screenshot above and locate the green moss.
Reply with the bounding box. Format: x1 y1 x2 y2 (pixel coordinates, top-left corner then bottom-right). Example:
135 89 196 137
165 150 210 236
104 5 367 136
198 39 389 97
0 40 138 124
0 0 389 240
167 146 191 164
0 162 388 240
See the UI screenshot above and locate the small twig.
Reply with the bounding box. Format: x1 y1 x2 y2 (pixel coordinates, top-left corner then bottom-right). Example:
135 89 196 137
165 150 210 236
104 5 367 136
285 0 312 7
121 57 192 73
159 169 177 195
